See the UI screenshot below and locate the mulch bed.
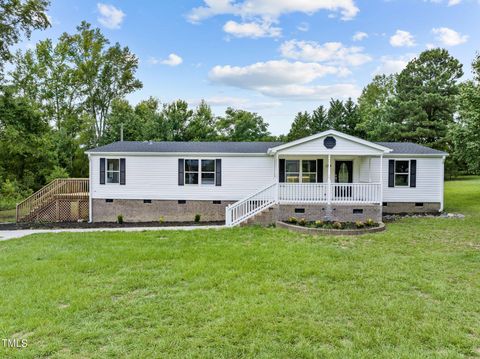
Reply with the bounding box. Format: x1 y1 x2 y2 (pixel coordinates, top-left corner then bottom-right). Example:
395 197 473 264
0 221 224 231
277 221 385 236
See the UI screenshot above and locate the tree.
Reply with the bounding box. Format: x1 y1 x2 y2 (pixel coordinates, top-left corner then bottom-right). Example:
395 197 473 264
310 105 330 133
287 111 313 141
0 0 50 68
450 54 480 174
102 99 142 144
160 100 193 141
357 74 398 141
217 108 271 141
0 87 55 189
65 22 142 144
392 48 463 150
185 100 218 141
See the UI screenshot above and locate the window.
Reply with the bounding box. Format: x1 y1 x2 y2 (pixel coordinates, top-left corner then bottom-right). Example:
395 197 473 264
185 160 199 185
302 160 317 183
395 160 409 187
106 159 120 184
285 160 317 183
201 160 215 185
285 160 300 183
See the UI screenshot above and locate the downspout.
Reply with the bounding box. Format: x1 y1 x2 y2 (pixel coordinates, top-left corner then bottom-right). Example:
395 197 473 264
379 154 384 207
440 155 446 212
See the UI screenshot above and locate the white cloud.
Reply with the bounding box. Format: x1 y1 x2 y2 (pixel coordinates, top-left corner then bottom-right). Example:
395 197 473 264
425 0 462 5
373 55 414 75
97 3 125 29
209 60 359 100
223 20 281 38
432 27 468 46
352 31 368 41
279 40 372 67
390 30 416 47
187 0 359 23
297 22 309 32
190 96 282 110
149 53 183 66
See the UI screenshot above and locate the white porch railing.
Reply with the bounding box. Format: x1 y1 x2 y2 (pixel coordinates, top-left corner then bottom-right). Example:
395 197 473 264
225 182 278 227
279 183 382 204
331 183 381 204
279 183 329 203
226 182 382 227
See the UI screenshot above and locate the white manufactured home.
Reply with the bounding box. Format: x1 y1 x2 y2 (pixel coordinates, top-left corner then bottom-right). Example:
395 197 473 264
82 130 447 226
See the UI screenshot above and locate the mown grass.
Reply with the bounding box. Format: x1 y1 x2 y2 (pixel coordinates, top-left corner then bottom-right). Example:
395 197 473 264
0 177 479 358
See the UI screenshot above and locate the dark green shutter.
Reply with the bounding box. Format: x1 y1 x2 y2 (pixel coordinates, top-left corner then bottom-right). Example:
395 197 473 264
100 158 105 185
279 159 285 183
215 159 222 186
120 158 126 185
410 160 417 188
388 160 395 187
317 159 323 183
178 159 184 186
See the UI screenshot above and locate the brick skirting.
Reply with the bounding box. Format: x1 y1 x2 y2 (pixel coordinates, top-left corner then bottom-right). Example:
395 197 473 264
92 199 235 223
382 202 441 214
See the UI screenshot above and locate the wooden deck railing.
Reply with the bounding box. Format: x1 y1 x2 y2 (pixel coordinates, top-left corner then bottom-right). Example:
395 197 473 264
16 178 89 222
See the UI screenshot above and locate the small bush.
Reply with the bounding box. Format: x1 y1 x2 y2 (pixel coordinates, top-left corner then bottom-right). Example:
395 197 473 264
159 216 165 224
46 166 69 183
355 220 365 228
333 221 343 229
117 214 124 224
288 217 298 224
366 218 375 227
298 218 307 226
315 220 324 228
194 214 201 223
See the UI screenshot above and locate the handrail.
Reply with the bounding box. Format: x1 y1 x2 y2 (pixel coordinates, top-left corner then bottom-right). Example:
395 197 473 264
226 182 278 227
16 178 89 222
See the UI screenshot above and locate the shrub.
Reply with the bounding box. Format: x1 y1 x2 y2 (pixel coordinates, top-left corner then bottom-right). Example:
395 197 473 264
366 218 375 227
194 214 201 223
159 216 165 224
355 220 365 228
333 221 343 229
315 220 324 228
298 218 307 226
117 214 124 224
287 217 298 224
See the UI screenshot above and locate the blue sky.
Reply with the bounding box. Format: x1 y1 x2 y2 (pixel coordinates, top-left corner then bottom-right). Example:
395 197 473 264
24 0 480 135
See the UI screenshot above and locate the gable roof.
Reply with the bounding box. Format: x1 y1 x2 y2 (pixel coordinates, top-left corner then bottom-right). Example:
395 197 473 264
376 142 447 155
85 141 283 154
267 129 392 154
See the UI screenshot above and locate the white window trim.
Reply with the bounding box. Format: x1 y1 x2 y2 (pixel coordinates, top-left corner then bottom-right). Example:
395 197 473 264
184 158 216 186
394 159 410 187
106 158 120 185
284 159 317 183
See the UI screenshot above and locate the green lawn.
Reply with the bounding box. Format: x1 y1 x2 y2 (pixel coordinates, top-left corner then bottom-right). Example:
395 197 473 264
1 178 479 358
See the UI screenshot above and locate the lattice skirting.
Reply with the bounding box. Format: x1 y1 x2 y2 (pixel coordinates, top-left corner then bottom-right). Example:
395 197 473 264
22 199 89 223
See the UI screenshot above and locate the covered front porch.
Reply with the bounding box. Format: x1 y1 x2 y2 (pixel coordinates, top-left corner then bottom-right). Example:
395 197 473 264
276 154 383 205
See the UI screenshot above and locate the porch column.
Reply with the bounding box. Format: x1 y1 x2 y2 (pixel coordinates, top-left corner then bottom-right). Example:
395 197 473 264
379 154 384 205
327 154 331 204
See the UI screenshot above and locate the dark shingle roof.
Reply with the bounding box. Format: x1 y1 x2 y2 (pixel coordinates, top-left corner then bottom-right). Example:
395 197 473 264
86 141 283 154
375 142 447 155
86 140 446 155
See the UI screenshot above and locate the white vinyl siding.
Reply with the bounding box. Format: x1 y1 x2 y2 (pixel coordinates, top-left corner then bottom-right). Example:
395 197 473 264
277 135 385 156
382 157 443 203
91 155 274 201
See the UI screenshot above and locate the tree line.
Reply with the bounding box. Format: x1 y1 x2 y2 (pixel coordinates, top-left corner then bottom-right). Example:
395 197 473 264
0 0 479 209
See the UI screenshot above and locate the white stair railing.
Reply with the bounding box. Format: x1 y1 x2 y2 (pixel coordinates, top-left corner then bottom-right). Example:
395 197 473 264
225 182 278 227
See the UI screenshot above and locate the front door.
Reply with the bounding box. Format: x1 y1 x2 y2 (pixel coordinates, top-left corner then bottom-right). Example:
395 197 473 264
335 161 353 183
334 161 353 198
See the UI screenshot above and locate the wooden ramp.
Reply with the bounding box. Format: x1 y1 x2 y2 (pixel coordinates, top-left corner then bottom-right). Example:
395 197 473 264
16 179 89 223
